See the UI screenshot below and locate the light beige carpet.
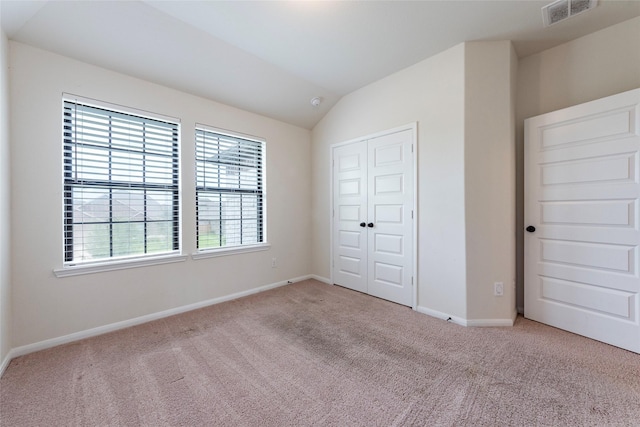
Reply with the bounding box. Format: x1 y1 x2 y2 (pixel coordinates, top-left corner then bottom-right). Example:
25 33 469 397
1 279 639 426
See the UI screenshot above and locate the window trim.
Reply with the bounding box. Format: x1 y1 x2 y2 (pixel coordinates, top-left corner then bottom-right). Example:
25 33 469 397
194 124 267 254
191 242 271 260
54 253 188 278
60 94 182 269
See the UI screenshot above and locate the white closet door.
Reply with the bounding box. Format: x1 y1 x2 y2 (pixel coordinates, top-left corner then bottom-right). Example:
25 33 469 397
367 130 414 306
525 88 640 353
333 141 368 293
332 128 414 307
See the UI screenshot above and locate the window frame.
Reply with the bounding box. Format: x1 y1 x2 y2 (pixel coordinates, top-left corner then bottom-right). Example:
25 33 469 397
194 124 268 257
59 94 183 272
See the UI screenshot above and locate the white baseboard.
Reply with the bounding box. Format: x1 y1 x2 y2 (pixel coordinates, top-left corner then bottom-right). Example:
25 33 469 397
8 278 294 362
286 274 312 283
416 306 516 327
285 274 331 284
416 306 468 326
466 317 516 327
308 274 331 284
0 348 16 377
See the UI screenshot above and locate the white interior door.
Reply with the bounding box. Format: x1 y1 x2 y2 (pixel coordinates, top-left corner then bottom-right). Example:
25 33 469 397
524 88 640 353
332 128 414 307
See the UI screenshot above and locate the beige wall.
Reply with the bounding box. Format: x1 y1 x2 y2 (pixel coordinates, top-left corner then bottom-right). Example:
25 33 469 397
9 42 312 348
312 42 516 323
515 17 640 312
0 29 12 366
464 41 517 321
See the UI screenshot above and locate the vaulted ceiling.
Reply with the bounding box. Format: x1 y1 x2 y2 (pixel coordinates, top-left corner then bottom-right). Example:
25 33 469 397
2 1 639 129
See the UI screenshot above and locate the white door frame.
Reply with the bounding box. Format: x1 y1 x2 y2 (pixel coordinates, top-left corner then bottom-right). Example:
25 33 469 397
329 123 418 310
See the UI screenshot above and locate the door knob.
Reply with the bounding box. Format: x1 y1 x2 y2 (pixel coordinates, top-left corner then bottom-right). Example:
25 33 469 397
367 223 374 228
359 222 366 228
526 225 536 232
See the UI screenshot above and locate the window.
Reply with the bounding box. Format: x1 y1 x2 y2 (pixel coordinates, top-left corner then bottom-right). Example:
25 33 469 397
63 98 180 265
195 127 264 251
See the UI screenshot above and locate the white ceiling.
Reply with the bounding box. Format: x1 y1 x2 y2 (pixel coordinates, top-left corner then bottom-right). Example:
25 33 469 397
2 0 639 129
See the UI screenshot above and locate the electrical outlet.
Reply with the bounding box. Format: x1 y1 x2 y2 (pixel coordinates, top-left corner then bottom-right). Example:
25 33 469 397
494 282 504 296
271 257 277 268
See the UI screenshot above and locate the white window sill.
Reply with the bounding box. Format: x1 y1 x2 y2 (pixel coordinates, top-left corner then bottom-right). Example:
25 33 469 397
191 243 271 260
54 253 189 278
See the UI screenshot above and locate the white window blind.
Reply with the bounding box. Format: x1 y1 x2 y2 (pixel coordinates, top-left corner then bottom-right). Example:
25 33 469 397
195 127 264 250
63 99 180 264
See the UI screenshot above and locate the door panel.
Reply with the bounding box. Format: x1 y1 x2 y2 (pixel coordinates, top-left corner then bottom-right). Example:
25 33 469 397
539 277 634 318
540 200 634 226
374 233 403 255
540 108 634 148
525 88 640 353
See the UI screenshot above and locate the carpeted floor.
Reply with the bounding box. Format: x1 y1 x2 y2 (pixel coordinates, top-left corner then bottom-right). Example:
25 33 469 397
1 279 639 426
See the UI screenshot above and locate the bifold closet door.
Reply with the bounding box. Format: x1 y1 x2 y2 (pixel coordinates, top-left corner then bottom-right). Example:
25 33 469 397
333 129 414 306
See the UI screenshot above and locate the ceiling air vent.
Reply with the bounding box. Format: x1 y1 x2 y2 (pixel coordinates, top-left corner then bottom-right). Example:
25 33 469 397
542 0 598 27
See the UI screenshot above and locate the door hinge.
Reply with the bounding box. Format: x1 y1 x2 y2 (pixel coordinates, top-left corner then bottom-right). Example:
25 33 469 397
411 276 414 286
411 144 414 153
411 210 414 219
